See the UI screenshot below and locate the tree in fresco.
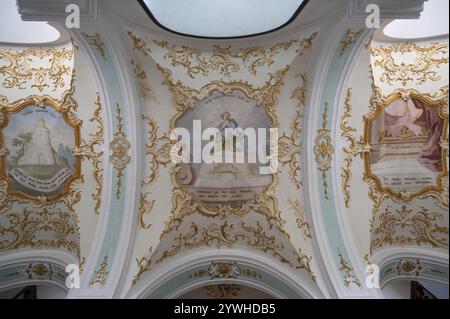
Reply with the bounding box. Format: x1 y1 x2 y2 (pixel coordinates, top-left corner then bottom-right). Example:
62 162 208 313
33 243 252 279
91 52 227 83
10 132 33 165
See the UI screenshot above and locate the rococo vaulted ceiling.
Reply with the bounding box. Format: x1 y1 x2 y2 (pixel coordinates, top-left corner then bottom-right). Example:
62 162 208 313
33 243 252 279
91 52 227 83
0 0 448 300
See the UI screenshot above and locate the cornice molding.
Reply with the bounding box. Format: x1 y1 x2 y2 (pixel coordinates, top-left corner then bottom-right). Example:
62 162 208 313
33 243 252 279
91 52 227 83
347 0 426 19
17 0 98 22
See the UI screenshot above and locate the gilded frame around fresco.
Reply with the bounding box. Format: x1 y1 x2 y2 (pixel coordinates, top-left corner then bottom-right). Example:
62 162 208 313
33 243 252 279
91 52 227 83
363 88 449 206
0 93 82 204
157 65 288 230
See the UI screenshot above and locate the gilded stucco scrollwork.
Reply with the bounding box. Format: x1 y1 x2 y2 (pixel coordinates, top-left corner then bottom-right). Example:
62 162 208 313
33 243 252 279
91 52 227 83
138 192 155 230
110 103 130 199
337 248 361 288
371 42 449 86
207 260 241 279
132 219 317 285
287 197 311 240
25 263 54 280
141 114 172 186
0 47 73 92
371 205 448 251
89 255 109 287
153 33 317 78
6 263 56 280
385 259 424 277
340 88 371 208
132 246 153 286
131 60 157 102
340 29 363 56
296 249 316 282
127 31 152 56
154 40 240 79
73 93 104 214
0 207 80 255
314 103 334 199
82 33 106 58
278 73 306 189
188 260 262 279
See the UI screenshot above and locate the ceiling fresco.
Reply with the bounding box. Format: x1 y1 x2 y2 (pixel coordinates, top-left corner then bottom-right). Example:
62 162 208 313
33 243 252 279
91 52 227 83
0 0 447 300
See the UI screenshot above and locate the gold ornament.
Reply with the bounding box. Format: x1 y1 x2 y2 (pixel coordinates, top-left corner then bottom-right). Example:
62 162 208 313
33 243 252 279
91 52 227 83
0 47 73 92
152 33 317 78
371 205 448 251
89 255 109 287
127 31 151 56
371 42 448 86
314 103 334 199
131 60 157 102
73 93 104 214
109 103 130 199
82 33 105 58
337 248 362 288
340 29 363 56
138 192 155 229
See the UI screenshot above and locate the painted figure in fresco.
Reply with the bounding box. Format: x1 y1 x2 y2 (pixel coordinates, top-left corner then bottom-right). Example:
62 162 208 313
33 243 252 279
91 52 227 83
381 98 443 172
218 112 238 135
217 111 240 152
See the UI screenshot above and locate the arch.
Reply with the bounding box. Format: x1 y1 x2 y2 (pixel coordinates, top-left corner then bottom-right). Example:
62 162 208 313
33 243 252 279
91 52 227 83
126 248 324 299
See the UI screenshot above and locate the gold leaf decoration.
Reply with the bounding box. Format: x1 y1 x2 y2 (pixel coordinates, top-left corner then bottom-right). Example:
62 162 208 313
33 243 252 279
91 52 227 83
287 197 311 240
339 88 371 208
138 192 155 229
0 47 73 92
278 73 306 189
141 114 172 186
131 60 158 102
109 103 130 199
337 248 361 288
89 255 109 287
0 208 80 255
132 246 153 286
371 205 449 251
152 33 317 78
127 31 151 56
73 93 104 214
371 42 449 86
26 263 54 280
132 220 317 285
314 103 334 199
82 32 105 58
340 28 363 56
384 259 424 277
296 249 317 282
